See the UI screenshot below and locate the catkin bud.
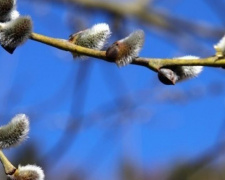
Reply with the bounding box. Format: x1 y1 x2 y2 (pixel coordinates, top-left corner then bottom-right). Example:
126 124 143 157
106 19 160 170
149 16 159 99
158 56 203 85
214 35 225 57
0 114 29 149
0 16 32 54
0 0 15 22
68 23 111 58
106 30 144 67
9 165 45 180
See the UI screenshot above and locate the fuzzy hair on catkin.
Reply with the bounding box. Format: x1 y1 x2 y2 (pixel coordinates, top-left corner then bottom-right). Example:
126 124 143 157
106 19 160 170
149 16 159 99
117 30 144 66
8 165 45 180
0 114 29 149
0 16 32 53
69 23 111 57
215 35 225 54
158 55 203 85
175 56 203 81
106 30 144 67
9 9 20 21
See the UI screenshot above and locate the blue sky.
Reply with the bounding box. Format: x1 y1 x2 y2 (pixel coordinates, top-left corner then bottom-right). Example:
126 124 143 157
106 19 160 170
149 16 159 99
1 0 225 179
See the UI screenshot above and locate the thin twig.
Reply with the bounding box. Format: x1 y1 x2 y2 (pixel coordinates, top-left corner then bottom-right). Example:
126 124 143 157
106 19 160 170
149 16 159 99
0 150 16 175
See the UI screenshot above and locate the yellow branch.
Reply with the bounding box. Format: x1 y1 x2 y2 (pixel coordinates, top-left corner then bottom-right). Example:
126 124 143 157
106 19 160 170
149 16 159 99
0 150 16 175
29 32 225 72
137 57 224 71
30 33 106 59
29 32 150 68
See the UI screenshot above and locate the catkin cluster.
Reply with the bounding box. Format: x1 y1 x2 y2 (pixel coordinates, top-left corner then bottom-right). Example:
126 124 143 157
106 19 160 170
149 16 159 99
68 23 205 84
0 0 32 54
0 114 45 180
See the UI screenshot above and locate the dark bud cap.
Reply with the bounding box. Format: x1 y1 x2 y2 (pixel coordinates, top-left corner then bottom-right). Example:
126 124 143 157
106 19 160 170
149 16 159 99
106 42 120 62
1 45 15 54
158 68 177 85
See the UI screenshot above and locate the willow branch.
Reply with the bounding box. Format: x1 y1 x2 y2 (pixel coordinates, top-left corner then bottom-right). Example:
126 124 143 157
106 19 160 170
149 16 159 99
137 57 224 72
30 32 149 68
30 33 106 59
29 32 225 72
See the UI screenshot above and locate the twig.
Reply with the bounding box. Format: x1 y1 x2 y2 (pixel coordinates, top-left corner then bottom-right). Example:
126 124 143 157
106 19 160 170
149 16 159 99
30 33 106 59
0 150 16 175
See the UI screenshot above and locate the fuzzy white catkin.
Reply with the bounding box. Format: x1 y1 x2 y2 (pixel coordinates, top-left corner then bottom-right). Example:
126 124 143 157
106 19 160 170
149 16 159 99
0 114 29 149
175 56 203 81
117 30 144 66
69 23 111 57
106 30 144 67
158 55 203 85
9 165 45 180
215 35 225 53
0 16 32 53
86 23 111 49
